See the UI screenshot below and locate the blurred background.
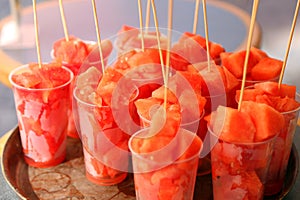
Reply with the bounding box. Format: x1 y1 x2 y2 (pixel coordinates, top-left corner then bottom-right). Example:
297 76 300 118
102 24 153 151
0 0 299 138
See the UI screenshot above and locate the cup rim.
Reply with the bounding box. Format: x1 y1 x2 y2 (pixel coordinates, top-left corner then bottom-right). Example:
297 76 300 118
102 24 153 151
235 85 300 114
137 106 205 126
128 127 202 165
9 64 74 91
207 124 279 146
73 83 139 108
237 75 279 83
281 92 300 115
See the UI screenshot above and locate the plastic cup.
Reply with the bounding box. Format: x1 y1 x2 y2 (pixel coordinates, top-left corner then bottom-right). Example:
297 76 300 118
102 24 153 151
73 83 138 185
129 127 202 200
264 93 300 196
51 40 110 139
208 126 278 200
9 64 74 168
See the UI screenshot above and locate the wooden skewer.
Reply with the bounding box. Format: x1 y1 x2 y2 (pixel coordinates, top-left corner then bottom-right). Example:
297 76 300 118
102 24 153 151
32 0 42 69
278 0 300 88
202 0 211 72
137 0 145 51
163 0 173 111
150 0 165 78
193 0 200 34
91 0 105 74
150 0 167 110
59 0 69 41
238 0 260 111
145 0 151 33
165 0 173 76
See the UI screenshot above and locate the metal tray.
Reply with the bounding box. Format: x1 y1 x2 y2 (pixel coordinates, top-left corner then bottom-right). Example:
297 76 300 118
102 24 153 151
1 127 299 199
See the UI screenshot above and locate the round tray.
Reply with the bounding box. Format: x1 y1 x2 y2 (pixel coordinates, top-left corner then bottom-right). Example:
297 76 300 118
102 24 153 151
1 127 299 199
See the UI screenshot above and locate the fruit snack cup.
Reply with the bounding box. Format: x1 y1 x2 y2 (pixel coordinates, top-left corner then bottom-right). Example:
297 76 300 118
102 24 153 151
51 37 113 138
234 82 300 195
207 101 285 200
129 127 202 200
9 63 74 168
73 68 139 185
264 93 300 195
209 128 277 200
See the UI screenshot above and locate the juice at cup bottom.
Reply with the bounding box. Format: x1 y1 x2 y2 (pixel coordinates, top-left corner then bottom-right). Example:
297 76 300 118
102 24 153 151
74 85 138 185
9 64 73 168
129 128 202 200
264 96 300 196
209 127 277 200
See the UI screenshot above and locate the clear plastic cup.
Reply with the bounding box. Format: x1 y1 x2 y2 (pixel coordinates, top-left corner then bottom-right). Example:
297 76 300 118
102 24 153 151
51 39 111 139
264 93 300 196
129 127 202 200
9 64 74 167
73 83 138 185
209 126 278 200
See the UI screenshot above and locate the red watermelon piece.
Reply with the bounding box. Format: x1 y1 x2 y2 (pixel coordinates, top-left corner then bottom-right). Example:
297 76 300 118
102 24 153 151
220 50 258 79
152 86 178 104
96 68 124 106
251 57 283 81
221 66 240 92
209 106 256 143
135 97 164 121
250 47 268 61
235 88 265 102
254 81 296 98
240 101 284 142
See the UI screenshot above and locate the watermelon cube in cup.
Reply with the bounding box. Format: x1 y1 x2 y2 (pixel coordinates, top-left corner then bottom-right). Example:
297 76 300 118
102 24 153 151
74 86 129 185
9 63 74 168
129 127 202 200
73 66 139 185
207 102 284 200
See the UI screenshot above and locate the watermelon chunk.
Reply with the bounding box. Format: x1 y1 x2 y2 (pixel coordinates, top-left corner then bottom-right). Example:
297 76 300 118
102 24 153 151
251 57 282 81
240 101 285 142
254 81 296 98
179 32 225 60
135 97 164 121
235 88 264 102
250 47 269 61
96 68 124 106
220 47 271 80
221 50 258 79
209 106 256 143
53 36 89 65
152 86 178 104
